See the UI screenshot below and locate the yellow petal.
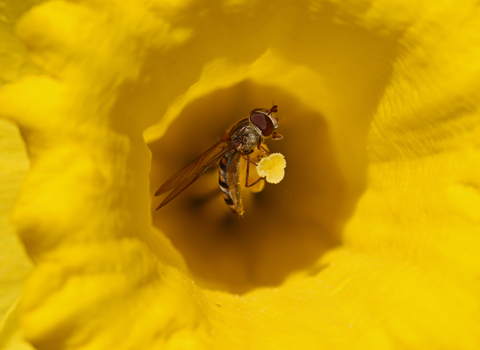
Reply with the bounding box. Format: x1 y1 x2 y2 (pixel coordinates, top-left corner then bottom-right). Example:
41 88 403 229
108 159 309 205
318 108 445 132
1 0 480 349
0 0 41 84
0 120 31 323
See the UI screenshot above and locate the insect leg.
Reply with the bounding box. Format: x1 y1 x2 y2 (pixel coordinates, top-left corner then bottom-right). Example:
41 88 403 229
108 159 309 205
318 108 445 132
241 154 259 166
244 154 265 188
258 144 271 155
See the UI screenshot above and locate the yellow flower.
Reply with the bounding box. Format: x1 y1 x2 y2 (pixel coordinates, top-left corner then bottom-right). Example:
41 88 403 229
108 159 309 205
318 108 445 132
1 0 480 349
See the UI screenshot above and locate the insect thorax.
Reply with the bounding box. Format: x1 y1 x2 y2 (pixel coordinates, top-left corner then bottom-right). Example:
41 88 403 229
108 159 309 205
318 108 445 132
229 118 262 154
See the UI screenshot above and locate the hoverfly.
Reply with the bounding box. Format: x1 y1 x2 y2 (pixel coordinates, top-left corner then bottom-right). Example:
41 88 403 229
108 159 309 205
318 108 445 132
155 105 283 217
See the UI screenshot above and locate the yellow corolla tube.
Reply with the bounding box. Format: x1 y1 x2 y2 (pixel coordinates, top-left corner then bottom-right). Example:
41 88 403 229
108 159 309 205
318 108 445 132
1 0 480 349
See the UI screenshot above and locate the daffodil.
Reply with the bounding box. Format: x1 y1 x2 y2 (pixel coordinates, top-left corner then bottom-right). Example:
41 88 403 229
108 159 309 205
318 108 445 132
1 0 480 349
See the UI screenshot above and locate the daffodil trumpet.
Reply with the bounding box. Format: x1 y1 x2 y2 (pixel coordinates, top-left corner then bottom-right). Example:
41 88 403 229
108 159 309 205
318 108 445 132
155 105 285 217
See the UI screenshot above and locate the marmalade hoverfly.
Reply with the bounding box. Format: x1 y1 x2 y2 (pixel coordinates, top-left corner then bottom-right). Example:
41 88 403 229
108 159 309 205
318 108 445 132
155 105 283 217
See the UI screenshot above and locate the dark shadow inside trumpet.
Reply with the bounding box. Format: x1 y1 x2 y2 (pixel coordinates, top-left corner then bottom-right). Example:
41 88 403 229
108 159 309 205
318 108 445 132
148 80 368 293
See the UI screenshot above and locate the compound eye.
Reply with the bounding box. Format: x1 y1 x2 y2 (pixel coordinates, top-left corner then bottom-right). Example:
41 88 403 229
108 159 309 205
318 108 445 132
250 112 274 136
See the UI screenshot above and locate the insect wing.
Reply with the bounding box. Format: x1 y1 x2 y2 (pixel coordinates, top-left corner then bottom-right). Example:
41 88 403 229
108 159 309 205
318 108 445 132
155 141 229 196
155 140 240 210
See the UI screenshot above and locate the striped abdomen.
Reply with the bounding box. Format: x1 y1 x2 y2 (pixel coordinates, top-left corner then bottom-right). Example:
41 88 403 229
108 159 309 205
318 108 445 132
218 150 244 217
